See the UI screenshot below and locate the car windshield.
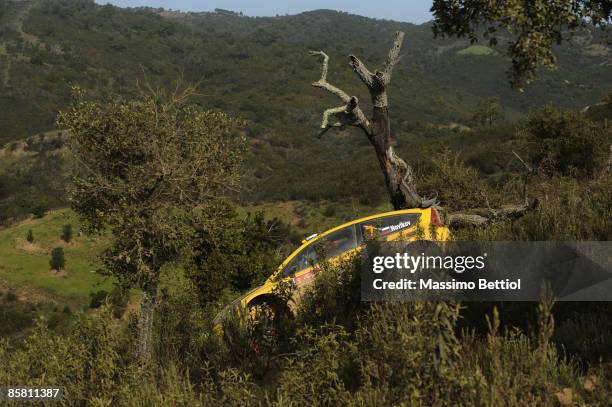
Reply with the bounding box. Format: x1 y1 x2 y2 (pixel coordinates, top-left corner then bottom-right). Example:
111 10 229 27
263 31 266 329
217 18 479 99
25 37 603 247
278 225 358 279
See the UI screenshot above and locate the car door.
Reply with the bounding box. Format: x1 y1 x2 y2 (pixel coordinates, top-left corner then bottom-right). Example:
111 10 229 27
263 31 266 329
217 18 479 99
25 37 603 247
278 225 359 291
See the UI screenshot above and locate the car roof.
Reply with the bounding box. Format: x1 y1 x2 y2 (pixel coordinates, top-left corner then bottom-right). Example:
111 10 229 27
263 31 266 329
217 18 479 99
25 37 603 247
312 208 429 241
270 208 430 278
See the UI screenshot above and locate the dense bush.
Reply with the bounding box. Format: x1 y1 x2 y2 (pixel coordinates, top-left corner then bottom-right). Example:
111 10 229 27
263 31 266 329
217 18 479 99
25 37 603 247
186 210 295 304
88 290 108 309
49 247 65 270
1 259 610 406
107 285 130 319
518 106 608 177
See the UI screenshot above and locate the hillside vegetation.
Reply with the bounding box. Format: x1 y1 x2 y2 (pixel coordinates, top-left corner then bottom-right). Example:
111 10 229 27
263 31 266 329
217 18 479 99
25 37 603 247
0 1 610 220
0 208 109 304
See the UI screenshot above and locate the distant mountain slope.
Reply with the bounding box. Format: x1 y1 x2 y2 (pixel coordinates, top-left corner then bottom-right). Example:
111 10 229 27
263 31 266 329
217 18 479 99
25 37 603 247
161 8 611 111
0 1 609 146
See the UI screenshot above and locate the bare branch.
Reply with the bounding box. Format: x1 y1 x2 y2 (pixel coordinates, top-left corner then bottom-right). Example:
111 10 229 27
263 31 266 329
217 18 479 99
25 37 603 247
348 55 374 87
512 150 533 173
310 51 371 132
311 79 352 104
382 31 405 84
446 213 489 228
309 50 329 81
317 97 370 131
321 105 348 128
447 199 539 229
310 51 351 103
348 30 404 88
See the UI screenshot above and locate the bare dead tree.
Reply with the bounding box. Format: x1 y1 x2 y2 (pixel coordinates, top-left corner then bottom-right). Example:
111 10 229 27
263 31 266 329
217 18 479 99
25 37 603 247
310 31 537 227
310 31 432 210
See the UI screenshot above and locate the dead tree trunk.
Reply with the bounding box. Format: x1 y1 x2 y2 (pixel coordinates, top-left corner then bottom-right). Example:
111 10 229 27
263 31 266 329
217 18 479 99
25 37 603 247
310 31 536 226
137 277 157 366
310 31 430 210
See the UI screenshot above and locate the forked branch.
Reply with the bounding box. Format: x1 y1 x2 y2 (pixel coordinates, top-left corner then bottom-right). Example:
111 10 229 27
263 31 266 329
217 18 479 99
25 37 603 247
308 31 539 220
309 51 370 130
348 55 374 87
382 30 404 84
348 30 404 107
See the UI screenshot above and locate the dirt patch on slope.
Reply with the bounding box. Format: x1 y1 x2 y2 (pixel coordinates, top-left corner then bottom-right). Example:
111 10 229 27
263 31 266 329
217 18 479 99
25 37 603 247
49 269 68 278
15 239 47 255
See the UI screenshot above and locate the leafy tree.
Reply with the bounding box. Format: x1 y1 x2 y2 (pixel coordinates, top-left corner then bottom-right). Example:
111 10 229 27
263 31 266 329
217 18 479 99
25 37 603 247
26 229 34 243
61 224 73 243
57 86 245 364
431 0 612 88
187 210 294 304
472 97 503 127
518 106 606 176
49 247 65 270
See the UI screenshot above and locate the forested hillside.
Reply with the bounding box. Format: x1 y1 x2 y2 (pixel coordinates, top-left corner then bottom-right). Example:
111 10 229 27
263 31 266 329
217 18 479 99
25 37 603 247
1 1 609 145
0 0 610 224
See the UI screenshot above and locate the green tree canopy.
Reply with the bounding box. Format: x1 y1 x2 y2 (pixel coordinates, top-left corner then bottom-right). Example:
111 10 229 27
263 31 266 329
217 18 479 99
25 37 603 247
518 106 607 176
472 97 504 127
57 87 245 363
431 0 612 88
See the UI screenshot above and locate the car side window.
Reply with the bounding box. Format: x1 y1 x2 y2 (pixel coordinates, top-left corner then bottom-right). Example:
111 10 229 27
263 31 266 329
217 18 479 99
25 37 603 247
359 214 420 242
319 226 358 259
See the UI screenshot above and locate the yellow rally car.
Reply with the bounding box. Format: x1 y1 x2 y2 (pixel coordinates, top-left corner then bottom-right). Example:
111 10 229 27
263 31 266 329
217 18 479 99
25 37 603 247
213 208 450 327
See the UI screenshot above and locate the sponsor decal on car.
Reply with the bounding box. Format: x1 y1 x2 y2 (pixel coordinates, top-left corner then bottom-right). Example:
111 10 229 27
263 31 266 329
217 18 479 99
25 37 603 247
379 220 412 234
293 270 315 285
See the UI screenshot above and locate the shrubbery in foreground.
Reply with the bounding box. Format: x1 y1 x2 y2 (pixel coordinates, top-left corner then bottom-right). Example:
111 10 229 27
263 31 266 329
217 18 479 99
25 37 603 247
1 256 610 406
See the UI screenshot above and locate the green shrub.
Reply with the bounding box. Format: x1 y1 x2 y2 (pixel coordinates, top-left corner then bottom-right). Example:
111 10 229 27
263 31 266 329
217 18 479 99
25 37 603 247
0 301 35 336
187 210 289 304
1 273 610 405
49 247 65 270
26 229 34 243
555 311 612 364
518 106 608 177
107 285 129 319
89 290 109 309
61 224 73 243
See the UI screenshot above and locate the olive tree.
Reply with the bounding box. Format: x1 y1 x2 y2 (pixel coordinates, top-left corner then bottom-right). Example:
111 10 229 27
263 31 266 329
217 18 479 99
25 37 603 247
58 87 245 364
